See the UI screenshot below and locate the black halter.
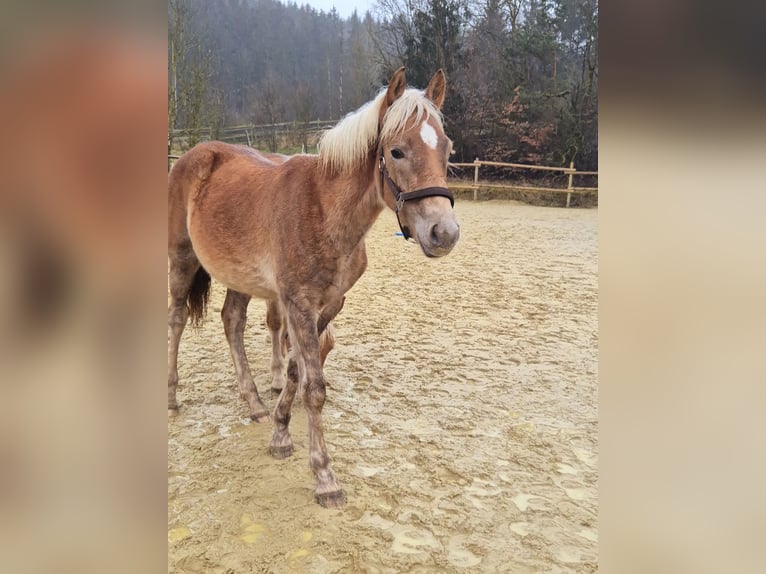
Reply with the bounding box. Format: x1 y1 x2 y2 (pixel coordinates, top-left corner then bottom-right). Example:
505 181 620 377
379 154 454 241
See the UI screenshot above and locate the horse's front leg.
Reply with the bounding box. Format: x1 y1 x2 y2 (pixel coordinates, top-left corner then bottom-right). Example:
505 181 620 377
293 306 345 507
269 353 299 459
269 297 343 460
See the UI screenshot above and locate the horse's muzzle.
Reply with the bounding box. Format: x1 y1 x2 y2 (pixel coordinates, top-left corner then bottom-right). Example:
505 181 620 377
421 219 460 257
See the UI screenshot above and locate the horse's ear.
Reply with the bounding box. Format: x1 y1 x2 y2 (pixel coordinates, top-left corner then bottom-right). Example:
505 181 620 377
385 67 407 108
425 69 446 110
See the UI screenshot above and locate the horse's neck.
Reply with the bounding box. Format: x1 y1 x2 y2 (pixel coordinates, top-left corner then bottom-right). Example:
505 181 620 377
320 160 384 252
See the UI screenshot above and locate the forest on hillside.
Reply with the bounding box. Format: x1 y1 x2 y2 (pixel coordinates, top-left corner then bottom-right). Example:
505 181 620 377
169 0 597 169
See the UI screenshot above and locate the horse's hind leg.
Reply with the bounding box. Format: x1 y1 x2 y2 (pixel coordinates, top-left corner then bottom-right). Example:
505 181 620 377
266 300 287 393
318 297 343 371
221 289 270 422
167 244 202 414
168 290 190 413
319 321 336 368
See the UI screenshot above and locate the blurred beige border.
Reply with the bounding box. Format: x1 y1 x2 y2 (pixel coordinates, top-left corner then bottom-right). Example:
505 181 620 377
0 6 167 574
600 0 766 569
601 106 766 572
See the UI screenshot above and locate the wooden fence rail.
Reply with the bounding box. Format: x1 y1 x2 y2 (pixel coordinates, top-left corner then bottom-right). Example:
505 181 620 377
168 152 598 207
448 158 598 207
170 120 337 147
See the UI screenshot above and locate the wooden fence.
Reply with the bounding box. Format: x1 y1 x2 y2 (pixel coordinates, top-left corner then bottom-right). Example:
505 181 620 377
167 151 597 207
170 119 336 148
448 159 598 207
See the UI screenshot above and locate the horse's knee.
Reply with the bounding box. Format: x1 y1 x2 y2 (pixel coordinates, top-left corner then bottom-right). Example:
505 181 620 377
302 378 326 410
286 358 299 383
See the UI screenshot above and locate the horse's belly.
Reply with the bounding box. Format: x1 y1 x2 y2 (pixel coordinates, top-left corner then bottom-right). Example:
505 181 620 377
191 237 278 300
206 259 278 300
187 192 279 299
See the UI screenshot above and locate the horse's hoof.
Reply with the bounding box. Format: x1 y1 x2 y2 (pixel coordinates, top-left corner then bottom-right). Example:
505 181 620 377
316 490 346 509
250 412 270 423
270 387 283 396
269 444 294 459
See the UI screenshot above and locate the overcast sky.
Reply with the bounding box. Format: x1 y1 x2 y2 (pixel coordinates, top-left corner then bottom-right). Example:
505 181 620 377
297 0 374 19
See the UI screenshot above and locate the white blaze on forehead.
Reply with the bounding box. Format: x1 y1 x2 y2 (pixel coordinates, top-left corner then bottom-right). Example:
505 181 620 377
419 121 438 150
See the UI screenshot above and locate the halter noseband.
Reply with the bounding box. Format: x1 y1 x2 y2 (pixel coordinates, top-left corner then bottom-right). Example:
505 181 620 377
379 154 454 241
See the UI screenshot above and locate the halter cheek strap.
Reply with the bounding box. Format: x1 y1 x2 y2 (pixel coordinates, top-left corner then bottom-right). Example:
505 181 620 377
379 155 454 241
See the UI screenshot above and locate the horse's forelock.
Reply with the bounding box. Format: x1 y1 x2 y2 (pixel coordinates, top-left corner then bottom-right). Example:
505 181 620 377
379 89 443 146
319 88 443 174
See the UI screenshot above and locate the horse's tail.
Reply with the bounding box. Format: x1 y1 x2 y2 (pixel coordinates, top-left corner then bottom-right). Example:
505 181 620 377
187 266 211 327
168 143 218 328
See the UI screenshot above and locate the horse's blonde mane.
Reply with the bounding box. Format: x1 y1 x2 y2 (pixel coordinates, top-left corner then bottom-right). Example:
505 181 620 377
319 87 443 174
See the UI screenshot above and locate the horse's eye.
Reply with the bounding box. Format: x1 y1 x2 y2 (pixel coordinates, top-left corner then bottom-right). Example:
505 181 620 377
390 148 405 160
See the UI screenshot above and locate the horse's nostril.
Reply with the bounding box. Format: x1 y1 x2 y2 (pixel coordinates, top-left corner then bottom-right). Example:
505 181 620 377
428 222 459 251
430 224 441 245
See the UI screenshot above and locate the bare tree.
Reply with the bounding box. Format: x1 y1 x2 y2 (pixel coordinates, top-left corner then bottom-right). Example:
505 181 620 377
293 82 316 151
253 74 285 152
168 0 215 153
369 0 421 75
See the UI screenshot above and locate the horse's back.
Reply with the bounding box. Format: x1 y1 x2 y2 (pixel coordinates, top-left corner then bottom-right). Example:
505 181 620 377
171 141 311 202
238 147 290 166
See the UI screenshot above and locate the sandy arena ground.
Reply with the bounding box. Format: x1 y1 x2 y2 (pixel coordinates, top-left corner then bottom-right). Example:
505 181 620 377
168 200 598 573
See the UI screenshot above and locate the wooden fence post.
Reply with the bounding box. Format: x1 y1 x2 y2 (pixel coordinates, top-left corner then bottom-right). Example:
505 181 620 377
473 158 480 201
566 160 574 207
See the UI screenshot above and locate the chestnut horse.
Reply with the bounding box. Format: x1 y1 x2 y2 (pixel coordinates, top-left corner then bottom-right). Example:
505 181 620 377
168 68 460 507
